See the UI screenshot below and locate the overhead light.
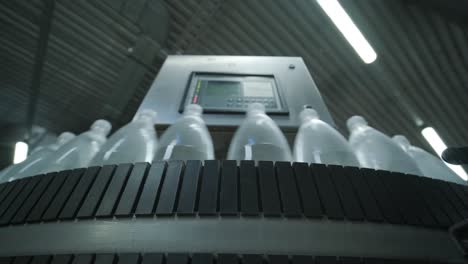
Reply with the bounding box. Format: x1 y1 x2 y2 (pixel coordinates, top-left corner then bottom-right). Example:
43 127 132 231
317 0 377 64
13 141 28 164
421 127 468 180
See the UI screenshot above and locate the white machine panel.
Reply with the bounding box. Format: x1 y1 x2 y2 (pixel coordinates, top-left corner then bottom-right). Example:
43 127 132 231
137 55 334 128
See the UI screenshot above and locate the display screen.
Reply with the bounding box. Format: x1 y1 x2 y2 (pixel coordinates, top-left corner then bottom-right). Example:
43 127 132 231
243 81 274 97
204 80 242 96
187 74 285 113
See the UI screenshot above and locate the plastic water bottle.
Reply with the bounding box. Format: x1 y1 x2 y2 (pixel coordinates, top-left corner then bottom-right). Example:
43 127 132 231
41 120 111 173
347 116 422 175
1 132 76 182
154 104 214 161
393 135 466 184
227 103 292 162
90 110 158 166
294 108 359 166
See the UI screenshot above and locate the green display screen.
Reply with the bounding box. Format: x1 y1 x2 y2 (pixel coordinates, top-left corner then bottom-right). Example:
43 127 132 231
204 80 242 96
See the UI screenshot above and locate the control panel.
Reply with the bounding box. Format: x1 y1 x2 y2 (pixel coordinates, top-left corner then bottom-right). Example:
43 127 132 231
181 74 287 114
137 55 334 128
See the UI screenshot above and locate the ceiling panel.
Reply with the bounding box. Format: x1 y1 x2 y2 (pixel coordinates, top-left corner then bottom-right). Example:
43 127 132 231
0 0 467 156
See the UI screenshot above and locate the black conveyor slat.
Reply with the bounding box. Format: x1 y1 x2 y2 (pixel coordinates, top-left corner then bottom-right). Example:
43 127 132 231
258 161 281 216
12 257 31 264
96 164 132 217
177 160 202 215
117 254 139 264
380 172 421 226
329 166 364 221
166 254 188 264
269 255 288 264
71 255 93 264
27 170 69 222
42 169 84 221
450 183 468 209
0 184 8 202
315 256 337 264
77 165 115 218
291 256 314 264
156 161 183 215
59 167 100 219
11 174 55 224
141 254 163 264
437 180 468 219
427 178 462 224
347 167 383 222
50 255 72 264
94 254 115 264
219 160 239 215
407 176 450 227
293 163 322 218
115 163 149 217
192 254 212 264
276 162 301 217
0 178 36 224
0 182 16 206
243 255 262 264
312 164 343 219
395 174 438 227
0 257 12 264
0 179 28 217
339 257 361 264
30 256 50 264
362 169 403 224
198 160 220 215
239 161 259 216
135 162 166 216
218 254 237 264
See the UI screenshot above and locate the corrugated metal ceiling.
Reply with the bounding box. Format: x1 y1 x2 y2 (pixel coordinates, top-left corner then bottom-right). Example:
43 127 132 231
1 0 467 154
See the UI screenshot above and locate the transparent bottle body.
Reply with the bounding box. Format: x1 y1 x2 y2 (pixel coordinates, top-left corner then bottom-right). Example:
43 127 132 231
294 120 359 166
154 115 214 161
90 122 157 166
4 148 56 182
409 147 466 184
350 127 422 174
41 133 106 173
227 112 292 162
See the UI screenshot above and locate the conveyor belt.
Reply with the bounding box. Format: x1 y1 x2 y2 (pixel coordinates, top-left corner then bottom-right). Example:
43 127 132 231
0 161 467 261
0 161 467 227
0 252 462 264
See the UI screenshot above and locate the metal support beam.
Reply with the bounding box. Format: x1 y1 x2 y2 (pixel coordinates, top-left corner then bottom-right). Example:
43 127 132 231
26 0 56 140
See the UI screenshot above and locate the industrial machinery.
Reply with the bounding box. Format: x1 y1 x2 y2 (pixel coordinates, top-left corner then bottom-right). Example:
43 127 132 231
0 56 467 264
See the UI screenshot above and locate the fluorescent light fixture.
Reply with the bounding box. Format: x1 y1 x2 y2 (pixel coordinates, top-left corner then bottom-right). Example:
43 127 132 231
317 0 377 64
13 141 28 164
421 127 468 180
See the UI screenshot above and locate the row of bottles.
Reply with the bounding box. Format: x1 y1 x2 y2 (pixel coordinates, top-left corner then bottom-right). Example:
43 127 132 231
0 103 463 185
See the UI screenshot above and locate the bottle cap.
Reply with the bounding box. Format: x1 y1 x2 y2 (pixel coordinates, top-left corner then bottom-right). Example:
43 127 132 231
184 104 203 116
346 115 368 132
247 103 266 116
299 108 319 123
91 119 112 136
134 109 157 123
57 132 76 146
392 135 411 151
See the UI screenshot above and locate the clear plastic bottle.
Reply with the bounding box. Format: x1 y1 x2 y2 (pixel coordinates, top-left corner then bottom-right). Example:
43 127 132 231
1 132 76 182
347 116 422 175
90 110 158 166
294 108 359 166
154 104 214 161
227 103 292 162
41 120 111 173
393 135 466 184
